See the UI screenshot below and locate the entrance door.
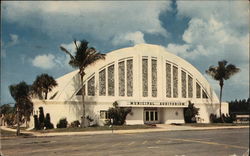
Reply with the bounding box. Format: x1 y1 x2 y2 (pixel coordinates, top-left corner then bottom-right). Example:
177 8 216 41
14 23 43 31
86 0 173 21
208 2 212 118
144 108 159 124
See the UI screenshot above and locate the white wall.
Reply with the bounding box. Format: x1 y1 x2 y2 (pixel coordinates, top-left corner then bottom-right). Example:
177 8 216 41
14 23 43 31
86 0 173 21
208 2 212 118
195 102 229 123
126 108 144 125
161 108 185 124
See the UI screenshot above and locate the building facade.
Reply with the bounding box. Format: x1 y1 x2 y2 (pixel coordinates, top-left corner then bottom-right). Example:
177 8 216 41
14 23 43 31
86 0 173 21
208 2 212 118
30 44 228 127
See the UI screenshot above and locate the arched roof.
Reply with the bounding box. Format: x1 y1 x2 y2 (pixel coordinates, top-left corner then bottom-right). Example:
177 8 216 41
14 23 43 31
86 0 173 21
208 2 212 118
46 44 219 104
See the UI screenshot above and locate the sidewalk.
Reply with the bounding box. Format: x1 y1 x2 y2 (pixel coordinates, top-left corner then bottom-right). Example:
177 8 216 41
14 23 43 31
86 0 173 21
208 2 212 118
1 125 249 137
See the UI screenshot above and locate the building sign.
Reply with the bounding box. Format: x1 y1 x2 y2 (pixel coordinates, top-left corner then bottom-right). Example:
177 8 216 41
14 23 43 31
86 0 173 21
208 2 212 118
117 101 188 108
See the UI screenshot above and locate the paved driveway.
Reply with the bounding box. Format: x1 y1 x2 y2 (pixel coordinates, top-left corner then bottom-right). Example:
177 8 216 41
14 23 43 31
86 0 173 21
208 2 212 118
1 128 249 156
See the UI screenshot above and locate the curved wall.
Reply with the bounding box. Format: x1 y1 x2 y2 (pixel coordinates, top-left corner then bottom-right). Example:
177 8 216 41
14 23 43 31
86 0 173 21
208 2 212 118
30 44 227 127
48 44 219 104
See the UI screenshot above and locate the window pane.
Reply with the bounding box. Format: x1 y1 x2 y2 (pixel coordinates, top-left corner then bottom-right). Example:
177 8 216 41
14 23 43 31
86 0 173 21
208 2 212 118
155 111 158 121
173 66 178 98
142 59 148 97
108 65 115 96
196 83 201 98
127 59 133 97
150 111 154 121
188 75 193 98
118 61 125 96
181 71 187 98
152 59 157 97
88 76 95 96
166 63 171 97
146 111 149 121
202 90 208 99
99 69 106 96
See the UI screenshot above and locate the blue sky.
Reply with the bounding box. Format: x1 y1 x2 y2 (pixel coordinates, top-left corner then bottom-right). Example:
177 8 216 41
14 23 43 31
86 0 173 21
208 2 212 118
1 1 249 104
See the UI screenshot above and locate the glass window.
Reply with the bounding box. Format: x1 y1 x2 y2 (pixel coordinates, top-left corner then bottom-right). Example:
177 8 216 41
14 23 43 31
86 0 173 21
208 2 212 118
166 63 171 97
155 111 158 121
188 75 193 98
127 59 133 97
181 70 187 98
100 110 109 119
99 69 106 96
88 76 95 96
108 65 115 96
196 82 201 98
202 90 208 99
152 59 157 97
173 66 178 98
146 111 149 121
142 59 148 97
150 111 154 121
118 61 125 96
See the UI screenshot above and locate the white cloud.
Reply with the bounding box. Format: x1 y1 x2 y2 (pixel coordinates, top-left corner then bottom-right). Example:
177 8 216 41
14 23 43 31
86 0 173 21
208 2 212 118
112 31 145 46
9 34 19 46
166 1 249 100
60 41 80 53
32 54 56 69
3 1 171 45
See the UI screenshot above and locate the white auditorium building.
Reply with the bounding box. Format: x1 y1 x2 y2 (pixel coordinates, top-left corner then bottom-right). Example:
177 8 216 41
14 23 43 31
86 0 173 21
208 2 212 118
30 44 228 127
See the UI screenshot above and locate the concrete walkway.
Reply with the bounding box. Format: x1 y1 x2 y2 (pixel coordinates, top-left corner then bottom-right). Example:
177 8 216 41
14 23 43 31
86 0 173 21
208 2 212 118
1 125 249 137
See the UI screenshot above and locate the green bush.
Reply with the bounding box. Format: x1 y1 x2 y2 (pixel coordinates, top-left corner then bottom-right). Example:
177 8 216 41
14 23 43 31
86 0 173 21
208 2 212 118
184 101 199 123
33 115 39 130
38 107 45 129
210 113 235 123
44 113 54 129
107 102 132 125
70 120 80 128
56 118 68 128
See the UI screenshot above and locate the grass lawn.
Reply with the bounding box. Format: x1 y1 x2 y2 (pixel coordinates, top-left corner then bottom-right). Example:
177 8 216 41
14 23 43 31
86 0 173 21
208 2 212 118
182 123 249 127
33 124 156 133
0 129 16 137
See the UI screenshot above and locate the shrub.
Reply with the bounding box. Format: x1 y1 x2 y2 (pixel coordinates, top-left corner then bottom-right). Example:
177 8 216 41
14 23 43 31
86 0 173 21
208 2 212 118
184 101 199 123
70 120 80 128
210 113 235 123
38 107 45 129
57 118 68 128
5 113 15 126
107 102 132 125
44 113 54 129
33 115 39 130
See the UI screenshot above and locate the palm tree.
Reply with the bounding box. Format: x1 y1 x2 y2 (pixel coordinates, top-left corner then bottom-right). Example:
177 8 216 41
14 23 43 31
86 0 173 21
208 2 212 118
206 60 240 121
9 81 33 135
32 74 58 100
60 40 105 127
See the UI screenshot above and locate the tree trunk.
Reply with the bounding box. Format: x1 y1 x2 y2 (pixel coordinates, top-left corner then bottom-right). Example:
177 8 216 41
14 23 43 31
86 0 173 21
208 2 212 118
16 107 20 136
80 76 86 128
219 80 225 123
45 91 48 100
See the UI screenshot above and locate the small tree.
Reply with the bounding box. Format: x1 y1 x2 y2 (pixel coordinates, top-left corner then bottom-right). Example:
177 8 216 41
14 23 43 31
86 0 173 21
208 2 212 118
44 113 54 129
107 102 132 125
32 74 58 100
33 115 39 130
9 81 33 136
0 104 15 126
184 101 199 123
206 60 240 121
38 107 45 129
60 39 105 127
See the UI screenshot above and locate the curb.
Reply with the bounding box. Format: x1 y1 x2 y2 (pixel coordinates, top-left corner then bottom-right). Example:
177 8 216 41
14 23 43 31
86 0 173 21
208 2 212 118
1 126 249 137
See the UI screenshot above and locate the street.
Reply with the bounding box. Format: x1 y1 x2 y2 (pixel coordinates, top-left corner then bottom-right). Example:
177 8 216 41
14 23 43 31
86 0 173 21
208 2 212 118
1 128 249 156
